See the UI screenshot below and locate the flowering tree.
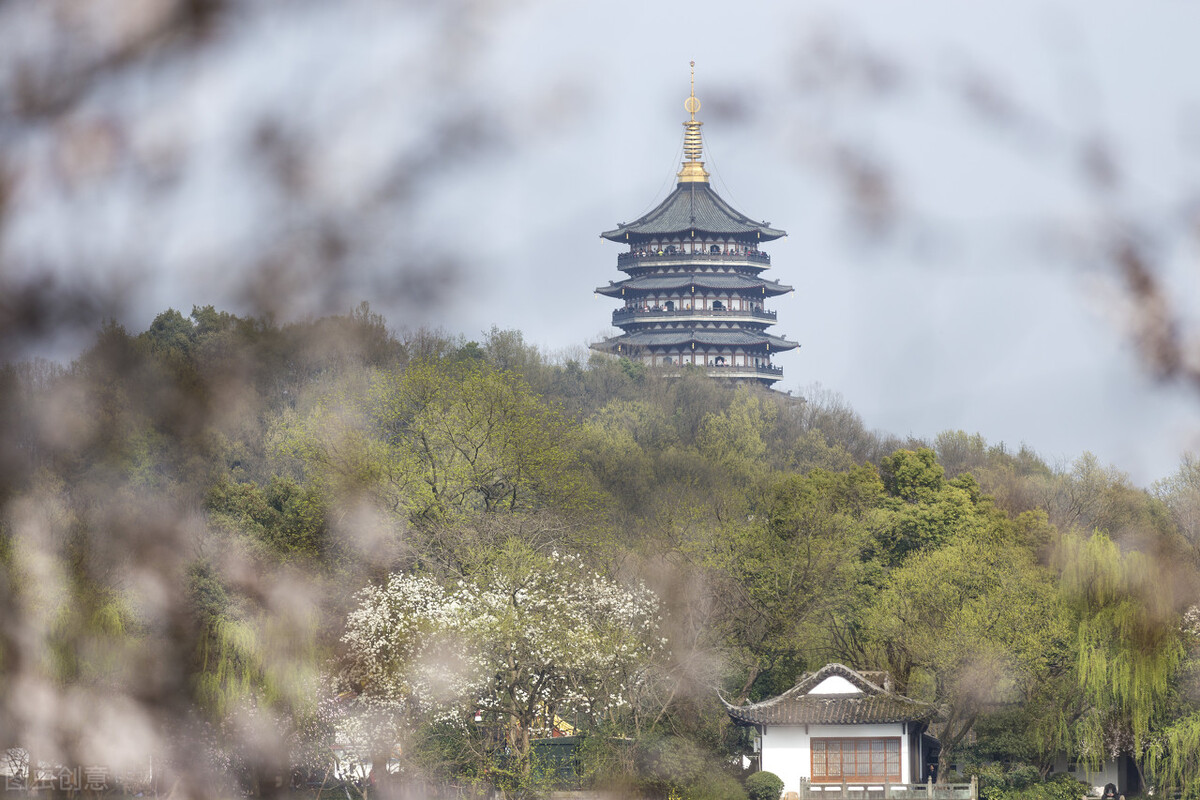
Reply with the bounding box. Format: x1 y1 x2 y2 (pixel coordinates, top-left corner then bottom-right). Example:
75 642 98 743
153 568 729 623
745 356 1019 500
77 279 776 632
340 542 664 784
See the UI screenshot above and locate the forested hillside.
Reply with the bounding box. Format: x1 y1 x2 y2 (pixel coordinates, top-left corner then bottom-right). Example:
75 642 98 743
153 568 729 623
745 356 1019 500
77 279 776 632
2 304 1200 799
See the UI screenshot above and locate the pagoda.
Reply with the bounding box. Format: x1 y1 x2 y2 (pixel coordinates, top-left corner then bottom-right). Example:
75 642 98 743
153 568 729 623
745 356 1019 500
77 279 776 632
592 66 798 385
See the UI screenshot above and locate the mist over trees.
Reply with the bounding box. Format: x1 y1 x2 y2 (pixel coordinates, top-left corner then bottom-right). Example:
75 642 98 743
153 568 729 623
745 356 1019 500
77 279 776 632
2 306 1199 798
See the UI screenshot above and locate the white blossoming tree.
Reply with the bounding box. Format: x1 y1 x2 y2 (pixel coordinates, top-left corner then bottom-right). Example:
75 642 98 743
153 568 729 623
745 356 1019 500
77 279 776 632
340 541 664 785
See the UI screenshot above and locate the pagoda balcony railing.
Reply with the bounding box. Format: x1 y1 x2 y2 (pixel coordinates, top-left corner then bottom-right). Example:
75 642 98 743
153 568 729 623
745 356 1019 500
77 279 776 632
617 250 770 267
613 307 777 325
733 363 784 376
659 363 783 377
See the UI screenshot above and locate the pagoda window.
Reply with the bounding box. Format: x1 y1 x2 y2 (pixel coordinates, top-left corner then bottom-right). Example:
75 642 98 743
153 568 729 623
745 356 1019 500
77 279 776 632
665 301 674 311
713 300 725 311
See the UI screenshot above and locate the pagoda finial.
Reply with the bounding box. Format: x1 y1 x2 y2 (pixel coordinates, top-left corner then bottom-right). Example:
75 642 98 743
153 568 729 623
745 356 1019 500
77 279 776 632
678 60 710 184
688 61 697 122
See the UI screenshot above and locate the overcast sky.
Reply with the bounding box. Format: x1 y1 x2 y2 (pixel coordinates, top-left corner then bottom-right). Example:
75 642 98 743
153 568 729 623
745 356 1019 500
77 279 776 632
4 0 1199 485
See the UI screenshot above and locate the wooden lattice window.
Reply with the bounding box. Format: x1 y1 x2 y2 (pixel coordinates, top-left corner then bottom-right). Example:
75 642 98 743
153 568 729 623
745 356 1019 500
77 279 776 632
810 737 901 783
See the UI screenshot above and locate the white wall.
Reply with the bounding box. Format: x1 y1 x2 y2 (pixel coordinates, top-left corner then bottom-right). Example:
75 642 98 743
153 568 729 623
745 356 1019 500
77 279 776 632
809 676 859 694
1049 754 1120 795
760 723 909 793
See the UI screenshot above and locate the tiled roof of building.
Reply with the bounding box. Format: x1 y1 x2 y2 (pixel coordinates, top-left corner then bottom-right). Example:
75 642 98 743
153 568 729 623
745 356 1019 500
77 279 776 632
601 183 786 242
597 329 798 351
722 663 938 726
596 273 792 297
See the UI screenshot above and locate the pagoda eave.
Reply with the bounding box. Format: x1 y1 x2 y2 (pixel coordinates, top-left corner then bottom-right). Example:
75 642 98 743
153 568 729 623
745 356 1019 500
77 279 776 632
596 277 793 298
597 331 799 352
600 183 786 243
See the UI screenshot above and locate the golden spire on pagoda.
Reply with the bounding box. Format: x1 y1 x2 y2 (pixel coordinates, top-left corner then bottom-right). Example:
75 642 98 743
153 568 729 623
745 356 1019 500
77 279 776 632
678 61 710 184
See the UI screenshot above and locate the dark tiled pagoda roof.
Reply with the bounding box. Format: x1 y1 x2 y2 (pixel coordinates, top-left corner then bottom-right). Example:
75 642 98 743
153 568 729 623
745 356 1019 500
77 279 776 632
597 329 798 351
601 183 786 243
722 664 938 726
596 273 793 297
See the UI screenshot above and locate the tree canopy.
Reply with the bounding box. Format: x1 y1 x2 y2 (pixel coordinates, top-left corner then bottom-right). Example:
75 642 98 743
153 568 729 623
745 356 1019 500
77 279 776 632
2 308 1199 799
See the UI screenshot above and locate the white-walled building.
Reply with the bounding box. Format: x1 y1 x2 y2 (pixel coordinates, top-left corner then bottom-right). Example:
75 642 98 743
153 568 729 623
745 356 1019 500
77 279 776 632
723 664 938 792
1045 752 1137 797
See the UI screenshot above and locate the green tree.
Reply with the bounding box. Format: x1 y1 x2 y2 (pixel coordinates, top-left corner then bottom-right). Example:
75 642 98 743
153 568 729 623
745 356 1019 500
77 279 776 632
708 466 882 702
143 308 196 356
1154 453 1200 553
880 447 945 503
696 389 775 483
205 475 328 560
867 522 1070 780
274 356 599 528
577 399 670 519
370 358 597 519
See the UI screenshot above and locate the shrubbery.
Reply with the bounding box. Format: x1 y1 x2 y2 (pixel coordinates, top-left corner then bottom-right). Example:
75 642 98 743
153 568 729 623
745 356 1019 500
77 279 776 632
744 770 784 800
969 763 1089 800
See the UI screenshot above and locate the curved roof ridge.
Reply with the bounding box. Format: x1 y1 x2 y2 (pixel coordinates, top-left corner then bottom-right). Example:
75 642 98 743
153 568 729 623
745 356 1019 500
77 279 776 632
734 664 881 711
721 663 938 726
795 663 886 696
601 183 786 242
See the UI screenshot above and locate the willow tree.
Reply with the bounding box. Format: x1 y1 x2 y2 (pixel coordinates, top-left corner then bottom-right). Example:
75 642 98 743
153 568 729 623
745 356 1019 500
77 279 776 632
1056 531 1189 772
1145 710 1200 797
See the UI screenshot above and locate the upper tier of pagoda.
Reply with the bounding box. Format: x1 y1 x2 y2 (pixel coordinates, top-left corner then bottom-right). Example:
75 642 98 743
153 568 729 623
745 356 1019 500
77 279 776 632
600 182 785 243
600 69 785 245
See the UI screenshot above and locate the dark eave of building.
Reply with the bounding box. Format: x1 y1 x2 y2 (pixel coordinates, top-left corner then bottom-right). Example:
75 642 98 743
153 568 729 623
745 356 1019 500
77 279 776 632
596 273 793 298
596 329 799 352
601 182 786 243
721 663 939 727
